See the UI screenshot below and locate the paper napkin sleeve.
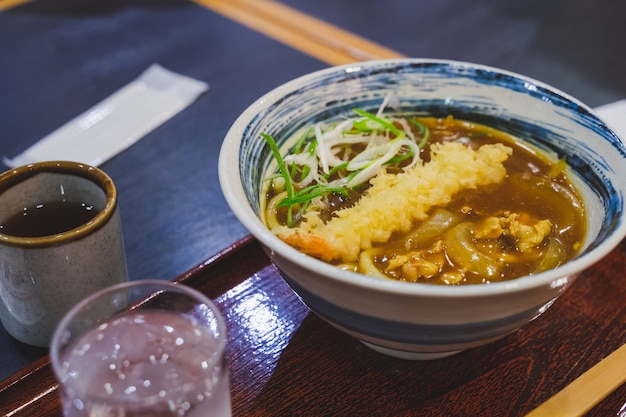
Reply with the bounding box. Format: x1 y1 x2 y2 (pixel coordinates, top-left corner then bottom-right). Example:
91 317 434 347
3 64 209 168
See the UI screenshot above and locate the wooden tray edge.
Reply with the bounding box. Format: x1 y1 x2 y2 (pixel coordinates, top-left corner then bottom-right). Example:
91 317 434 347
0 234 269 416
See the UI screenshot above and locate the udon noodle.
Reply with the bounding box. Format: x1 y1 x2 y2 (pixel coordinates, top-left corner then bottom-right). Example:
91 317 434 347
261 103 585 285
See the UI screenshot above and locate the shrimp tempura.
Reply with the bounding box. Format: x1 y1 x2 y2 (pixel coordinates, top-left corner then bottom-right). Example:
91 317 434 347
272 142 512 263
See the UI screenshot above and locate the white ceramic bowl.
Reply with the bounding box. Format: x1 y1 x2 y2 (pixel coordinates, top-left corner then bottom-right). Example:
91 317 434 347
219 59 626 359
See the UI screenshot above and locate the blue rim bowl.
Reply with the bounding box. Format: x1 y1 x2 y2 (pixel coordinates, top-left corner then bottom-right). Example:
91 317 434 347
219 59 626 359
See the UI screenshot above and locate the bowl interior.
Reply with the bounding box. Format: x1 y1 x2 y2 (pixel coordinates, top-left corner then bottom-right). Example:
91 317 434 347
222 59 626 287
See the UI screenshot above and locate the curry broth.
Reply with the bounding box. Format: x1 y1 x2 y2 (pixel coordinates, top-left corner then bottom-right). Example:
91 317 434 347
367 117 586 284
263 115 586 285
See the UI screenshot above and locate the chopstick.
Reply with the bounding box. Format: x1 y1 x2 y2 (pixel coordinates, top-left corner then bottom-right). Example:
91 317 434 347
0 0 31 11
525 343 626 417
193 0 405 65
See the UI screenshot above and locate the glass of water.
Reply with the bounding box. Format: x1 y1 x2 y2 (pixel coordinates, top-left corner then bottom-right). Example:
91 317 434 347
50 280 231 417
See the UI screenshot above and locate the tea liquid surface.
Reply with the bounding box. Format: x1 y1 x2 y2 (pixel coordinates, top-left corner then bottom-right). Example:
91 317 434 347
0 201 97 237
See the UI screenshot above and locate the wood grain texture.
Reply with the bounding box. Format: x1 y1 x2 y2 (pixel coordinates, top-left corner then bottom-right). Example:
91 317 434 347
525 343 626 417
2 236 624 417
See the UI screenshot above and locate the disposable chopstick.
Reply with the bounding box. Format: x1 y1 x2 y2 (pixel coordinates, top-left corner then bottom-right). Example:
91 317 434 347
0 0 31 11
525 343 626 417
193 0 405 65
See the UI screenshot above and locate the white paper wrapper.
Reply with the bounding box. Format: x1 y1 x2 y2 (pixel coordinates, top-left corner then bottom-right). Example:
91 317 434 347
3 64 209 168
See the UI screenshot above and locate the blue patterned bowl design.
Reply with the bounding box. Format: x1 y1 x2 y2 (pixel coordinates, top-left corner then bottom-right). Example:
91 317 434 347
219 59 626 359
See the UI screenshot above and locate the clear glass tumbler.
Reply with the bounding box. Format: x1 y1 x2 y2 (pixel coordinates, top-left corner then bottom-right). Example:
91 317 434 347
50 279 231 417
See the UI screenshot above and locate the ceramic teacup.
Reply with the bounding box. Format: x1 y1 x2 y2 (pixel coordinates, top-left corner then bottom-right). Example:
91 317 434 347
0 161 128 346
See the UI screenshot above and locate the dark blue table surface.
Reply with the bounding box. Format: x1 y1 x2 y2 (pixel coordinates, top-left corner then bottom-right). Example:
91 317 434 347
1 0 625 382
0 0 326 380
282 0 626 108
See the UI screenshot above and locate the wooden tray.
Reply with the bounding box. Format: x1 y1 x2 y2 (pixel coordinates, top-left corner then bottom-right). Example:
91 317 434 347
1 235 625 416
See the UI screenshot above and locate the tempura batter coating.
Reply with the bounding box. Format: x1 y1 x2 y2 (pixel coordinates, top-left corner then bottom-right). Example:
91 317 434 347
274 142 512 263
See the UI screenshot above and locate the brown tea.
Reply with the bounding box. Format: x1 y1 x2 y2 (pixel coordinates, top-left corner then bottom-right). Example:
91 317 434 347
0 200 98 237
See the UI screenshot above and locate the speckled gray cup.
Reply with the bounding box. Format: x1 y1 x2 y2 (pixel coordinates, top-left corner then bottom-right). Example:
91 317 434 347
0 161 128 346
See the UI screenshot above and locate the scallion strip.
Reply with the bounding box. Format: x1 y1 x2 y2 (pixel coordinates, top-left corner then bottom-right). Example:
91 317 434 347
261 133 296 225
353 108 404 138
409 117 430 149
279 184 349 207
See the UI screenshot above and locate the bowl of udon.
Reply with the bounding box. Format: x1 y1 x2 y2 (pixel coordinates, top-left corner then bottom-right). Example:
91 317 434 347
218 59 626 359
